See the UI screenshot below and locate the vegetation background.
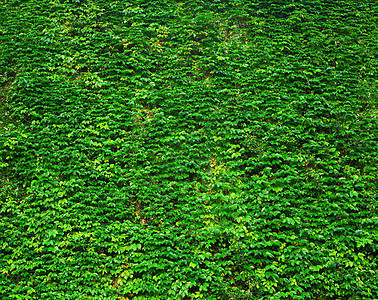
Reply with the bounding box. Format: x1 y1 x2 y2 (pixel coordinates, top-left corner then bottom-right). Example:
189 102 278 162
0 0 377 299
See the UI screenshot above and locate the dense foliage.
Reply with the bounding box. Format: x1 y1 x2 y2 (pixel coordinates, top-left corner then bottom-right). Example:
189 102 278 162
1 0 377 299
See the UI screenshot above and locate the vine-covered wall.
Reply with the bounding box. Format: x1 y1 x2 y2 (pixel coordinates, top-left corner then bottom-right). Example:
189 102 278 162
0 0 377 299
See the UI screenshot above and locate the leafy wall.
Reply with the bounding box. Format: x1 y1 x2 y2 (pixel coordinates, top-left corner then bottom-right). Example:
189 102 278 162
0 0 377 299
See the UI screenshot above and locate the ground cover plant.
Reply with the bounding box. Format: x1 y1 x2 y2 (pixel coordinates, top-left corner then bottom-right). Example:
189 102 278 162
0 0 377 299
